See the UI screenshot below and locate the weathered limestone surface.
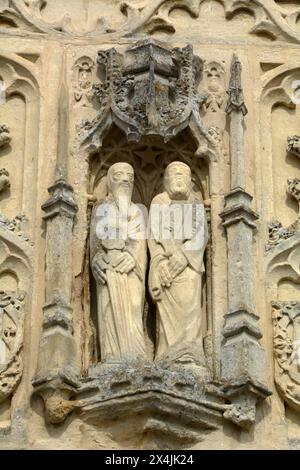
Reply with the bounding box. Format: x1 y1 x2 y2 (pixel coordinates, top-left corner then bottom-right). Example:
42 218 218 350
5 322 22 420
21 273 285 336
1 0 300 450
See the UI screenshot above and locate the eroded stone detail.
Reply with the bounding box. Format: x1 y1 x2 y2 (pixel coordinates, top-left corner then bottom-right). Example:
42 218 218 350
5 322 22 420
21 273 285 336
287 135 300 157
203 62 226 114
78 362 229 446
288 177 300 205
0 125 11 149
0 125 11 193
0 213 31 245
266 220 298 253
272 301 300 412
82 39 217 156
225 54 248 116
266 178 300 253
73 56 95 107
0 291 25 404
0 169 10 193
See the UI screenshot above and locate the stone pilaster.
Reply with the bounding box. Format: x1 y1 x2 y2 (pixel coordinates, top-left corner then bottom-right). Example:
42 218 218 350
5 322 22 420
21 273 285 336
33 53 79 423
33 179 78 423
220 55 271 429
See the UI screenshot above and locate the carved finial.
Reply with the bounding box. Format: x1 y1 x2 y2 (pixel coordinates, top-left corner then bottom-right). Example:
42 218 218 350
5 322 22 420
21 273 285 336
225 54 248 116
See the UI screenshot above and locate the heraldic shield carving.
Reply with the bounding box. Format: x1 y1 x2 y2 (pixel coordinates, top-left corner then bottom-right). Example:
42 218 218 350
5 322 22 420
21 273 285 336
82 39 209 146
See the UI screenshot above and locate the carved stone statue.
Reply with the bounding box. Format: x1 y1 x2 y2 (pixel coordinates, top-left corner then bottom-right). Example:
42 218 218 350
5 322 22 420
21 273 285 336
90 162 147 364
148 161 208 369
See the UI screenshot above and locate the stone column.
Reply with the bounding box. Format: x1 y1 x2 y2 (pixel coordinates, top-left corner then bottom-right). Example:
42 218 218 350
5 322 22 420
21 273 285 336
33 52 79 423
219 55 271 429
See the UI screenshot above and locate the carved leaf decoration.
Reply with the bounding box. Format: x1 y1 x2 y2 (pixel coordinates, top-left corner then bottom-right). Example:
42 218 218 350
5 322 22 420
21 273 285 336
267 233 300 286
224 0 300 43
0 292 25 404
0 0 300 42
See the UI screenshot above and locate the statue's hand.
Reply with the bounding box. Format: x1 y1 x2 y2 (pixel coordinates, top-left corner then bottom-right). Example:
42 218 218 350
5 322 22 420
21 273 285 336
112 251 136 274
168 251 188 279
158 260 173 288
92 255 108 285
151 286 162 301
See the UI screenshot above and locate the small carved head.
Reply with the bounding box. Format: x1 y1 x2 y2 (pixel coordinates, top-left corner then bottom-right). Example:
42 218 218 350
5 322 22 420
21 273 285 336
107 162 134 202
204 62 225 93
164 161 192 200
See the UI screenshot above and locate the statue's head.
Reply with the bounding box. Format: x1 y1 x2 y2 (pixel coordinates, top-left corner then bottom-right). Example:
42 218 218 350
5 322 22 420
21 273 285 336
164 161 192 200
107 162 134 203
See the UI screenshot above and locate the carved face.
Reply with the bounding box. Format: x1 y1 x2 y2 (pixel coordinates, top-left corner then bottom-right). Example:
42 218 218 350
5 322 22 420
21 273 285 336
107 162 134 203
206 67 221 93
164 162 191 200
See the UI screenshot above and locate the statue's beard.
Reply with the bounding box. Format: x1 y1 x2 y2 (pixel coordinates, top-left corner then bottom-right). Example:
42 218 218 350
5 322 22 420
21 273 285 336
167 180 190 200
112 186 133 209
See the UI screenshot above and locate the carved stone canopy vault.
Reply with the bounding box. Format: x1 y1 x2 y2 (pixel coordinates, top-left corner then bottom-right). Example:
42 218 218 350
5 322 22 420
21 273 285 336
89 126 209 208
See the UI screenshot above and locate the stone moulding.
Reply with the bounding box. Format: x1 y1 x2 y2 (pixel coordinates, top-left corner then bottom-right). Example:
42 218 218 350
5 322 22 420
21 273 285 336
34 361 231 445
1 1 300 44
77 363 229 445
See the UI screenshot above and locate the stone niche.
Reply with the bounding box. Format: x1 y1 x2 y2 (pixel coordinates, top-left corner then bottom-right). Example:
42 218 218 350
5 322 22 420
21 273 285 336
4 0 300 451
30 35 272 449
32 39 231 449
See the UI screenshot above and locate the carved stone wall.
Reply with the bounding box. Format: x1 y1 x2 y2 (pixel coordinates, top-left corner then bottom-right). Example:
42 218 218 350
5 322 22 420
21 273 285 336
1 0 300 450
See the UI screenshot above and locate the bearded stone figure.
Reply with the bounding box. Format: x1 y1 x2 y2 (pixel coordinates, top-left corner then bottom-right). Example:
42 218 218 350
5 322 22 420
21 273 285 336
148 162 208 369
90 162 147 364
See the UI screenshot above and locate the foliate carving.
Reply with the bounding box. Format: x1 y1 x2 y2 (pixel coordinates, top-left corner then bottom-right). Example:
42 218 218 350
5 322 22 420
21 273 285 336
266 178 300 253
0 168 10 193
0 213 32 245
0 124 11 148
287 178 300 205
0 291 25 403
272 301 300 412
1 1 300 44
266 220 298 253
0 125 11 194
225 54 248 116
287 136 300 157
73 57 95 107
